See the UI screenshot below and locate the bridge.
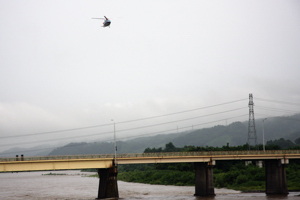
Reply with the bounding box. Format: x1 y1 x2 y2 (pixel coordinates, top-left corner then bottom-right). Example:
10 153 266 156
1 150 300 199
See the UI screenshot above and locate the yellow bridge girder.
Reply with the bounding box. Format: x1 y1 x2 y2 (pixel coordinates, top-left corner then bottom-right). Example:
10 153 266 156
0 158 113 172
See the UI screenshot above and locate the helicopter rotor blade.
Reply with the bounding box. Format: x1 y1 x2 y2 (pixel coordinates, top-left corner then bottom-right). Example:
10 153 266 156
92 18 105 20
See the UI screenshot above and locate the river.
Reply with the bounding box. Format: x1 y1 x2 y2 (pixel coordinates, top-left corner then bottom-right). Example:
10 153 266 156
0 170 299 200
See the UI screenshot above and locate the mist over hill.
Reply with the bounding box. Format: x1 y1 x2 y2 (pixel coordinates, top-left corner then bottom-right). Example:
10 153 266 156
47 114 300 155
0 144 57 157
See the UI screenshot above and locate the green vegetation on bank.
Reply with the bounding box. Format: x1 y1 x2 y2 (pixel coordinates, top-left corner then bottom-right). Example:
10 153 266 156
117 142 300 191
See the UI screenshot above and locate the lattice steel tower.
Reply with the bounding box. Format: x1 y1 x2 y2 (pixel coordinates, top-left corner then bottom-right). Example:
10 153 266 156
247 93 257 150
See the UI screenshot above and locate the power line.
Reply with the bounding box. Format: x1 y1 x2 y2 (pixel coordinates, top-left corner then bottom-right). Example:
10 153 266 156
108 107 246 135
0 114 248 156
0 98 247 139
256 106 300 114
4 95 300 155
0 123 113 139
0 107 246 147
117 114 249 142
115 98 247 124
256 98 300 107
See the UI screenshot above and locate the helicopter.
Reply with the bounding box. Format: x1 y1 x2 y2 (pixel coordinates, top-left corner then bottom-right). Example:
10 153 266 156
92 16 111 27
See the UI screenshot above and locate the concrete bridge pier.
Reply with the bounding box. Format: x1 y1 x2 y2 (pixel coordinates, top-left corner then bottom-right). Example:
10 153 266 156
265 159 288 195
96 166 119 199
194 162 215 196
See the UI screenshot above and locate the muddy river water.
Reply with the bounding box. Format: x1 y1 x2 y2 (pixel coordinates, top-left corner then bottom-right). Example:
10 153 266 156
0 170 299 200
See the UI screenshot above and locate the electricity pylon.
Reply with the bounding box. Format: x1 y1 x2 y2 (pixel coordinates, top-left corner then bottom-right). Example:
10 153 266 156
247 93 258 150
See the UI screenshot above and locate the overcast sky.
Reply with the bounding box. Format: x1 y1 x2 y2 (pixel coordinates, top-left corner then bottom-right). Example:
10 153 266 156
1 0 300 152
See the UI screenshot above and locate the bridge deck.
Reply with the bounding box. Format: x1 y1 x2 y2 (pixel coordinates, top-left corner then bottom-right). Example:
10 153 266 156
1 150 299 172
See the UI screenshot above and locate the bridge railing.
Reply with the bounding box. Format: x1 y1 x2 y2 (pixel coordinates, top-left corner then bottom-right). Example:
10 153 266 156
1 150 300 162
117 150 300 158
0 154 115 162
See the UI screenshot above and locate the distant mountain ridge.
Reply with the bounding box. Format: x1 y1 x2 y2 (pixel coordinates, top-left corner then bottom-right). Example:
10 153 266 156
48 114 300 155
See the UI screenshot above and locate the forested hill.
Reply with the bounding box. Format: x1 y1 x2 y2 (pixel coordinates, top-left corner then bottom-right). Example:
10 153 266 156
48 133 184 155
48 114 300 155
171 122 247 147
